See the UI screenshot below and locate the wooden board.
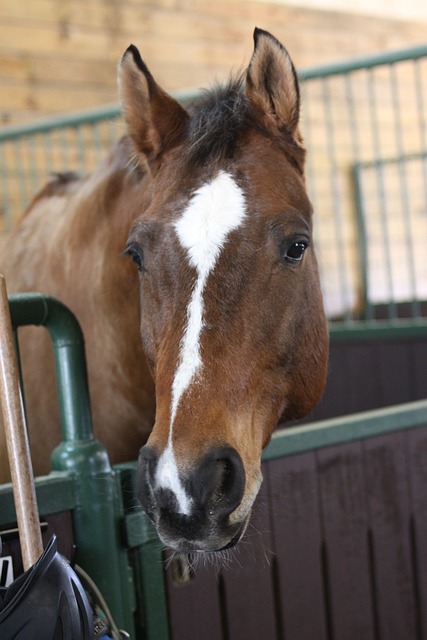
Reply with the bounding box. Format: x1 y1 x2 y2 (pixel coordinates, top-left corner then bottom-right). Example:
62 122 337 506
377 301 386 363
407 425 427 639
309 334 427 423
267 452 328 639
363 431 418 639
317 441 376 639
1 0 427 126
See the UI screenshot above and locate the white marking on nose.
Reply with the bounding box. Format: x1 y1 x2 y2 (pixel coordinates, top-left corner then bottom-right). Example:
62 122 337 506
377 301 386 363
155 170 247 515
155 442 193 515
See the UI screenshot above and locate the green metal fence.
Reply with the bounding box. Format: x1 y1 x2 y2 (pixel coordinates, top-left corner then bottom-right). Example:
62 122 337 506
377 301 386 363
1 45 427 324
2 294 143 636
299 44 427 323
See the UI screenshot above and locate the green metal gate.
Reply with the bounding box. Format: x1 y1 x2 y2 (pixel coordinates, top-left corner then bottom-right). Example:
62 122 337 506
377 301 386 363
1 44 426 324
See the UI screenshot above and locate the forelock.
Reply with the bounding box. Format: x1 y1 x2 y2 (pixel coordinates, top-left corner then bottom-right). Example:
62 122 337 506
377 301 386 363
182 75 306 174
185 77 250 165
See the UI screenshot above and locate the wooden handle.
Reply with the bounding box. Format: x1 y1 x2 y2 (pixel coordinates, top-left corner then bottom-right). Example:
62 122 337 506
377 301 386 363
0 274 43 569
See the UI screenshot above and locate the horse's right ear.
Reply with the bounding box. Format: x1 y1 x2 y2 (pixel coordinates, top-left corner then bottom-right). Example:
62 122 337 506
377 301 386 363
118 45 189 171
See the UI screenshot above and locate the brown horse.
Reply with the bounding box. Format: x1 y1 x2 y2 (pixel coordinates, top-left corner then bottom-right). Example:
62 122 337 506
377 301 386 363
0 29 328 553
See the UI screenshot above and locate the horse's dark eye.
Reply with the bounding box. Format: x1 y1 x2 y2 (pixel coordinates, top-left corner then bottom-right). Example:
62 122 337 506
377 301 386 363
284 242 307 264
125 244 144 271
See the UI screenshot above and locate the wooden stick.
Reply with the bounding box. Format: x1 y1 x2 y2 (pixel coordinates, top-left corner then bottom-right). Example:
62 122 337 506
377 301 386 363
0 274 43 570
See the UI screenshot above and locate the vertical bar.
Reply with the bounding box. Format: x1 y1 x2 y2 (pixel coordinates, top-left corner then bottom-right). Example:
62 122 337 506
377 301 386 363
300 80 329 315
366 68 397 320
121 466 170 640
11 140 31 214
27 134 40 197
321 76 353 320
414 59 427 192
91 121 104 166
42 130 55 180
107 115 120 149
75 124 87 173
345 71 370 320
414 59 427 311
58 127 71 170
0 143 12 230
389 63 420 318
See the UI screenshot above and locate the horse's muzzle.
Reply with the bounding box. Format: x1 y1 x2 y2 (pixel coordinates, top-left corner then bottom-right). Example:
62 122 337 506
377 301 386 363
136 445 248 553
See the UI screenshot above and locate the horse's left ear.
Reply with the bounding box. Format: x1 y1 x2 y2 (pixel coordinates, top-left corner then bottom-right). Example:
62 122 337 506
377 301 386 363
246 28 300 137
118 45 189 171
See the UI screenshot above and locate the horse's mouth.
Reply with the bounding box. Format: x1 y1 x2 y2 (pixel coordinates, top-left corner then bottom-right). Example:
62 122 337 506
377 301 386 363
218 523 247 551
159 511 251 555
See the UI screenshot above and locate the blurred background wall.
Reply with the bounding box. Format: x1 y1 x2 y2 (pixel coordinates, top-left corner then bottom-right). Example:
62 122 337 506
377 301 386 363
1 0 427 126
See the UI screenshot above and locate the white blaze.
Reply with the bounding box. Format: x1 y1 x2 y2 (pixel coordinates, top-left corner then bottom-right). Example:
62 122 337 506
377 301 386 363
155 170 247 515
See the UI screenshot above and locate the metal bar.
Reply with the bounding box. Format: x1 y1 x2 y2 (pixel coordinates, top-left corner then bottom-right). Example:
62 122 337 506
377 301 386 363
345 72 366 320
11 139 30 212
0 104 122 142
0 472 77 526
8 293 94 443
42 130 55 184
358 150 427 169
414 59 427 274
321 76 352 319
0 87 200 143
73 124 85 173
366 67 396 319
118 464 170 640
0 143 11 229
58 127 71 170
329 319 427 340
27 134 40 197
389 63 420 317
91 121 104 166
299 44 427 81
353 164 370 317
263 397 427 461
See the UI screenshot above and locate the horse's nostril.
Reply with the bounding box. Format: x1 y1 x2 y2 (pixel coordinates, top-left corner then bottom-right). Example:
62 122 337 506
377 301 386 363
195 447 246 518
137 444 246 531
136 446 158 518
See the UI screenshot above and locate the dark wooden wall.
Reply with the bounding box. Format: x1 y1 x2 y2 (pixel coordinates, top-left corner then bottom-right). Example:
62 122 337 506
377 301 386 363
308 331 427 422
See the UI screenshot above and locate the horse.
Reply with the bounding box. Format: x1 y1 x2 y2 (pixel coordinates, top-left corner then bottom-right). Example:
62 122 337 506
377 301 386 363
0 28 329 554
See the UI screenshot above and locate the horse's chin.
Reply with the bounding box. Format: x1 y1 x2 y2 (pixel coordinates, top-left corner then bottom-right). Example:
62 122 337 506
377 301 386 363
157 511 251 556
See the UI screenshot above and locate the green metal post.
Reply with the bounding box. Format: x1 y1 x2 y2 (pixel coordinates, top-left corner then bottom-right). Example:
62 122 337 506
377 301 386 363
9 293 137 637
119 464 170 640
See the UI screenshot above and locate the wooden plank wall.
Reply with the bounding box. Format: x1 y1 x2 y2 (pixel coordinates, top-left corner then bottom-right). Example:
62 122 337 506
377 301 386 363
163 424 427 640
1 0 427 127
309 334 427 422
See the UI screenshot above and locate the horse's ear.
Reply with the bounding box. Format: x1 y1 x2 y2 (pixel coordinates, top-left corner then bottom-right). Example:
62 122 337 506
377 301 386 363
246 28 300 137
118 45 189 171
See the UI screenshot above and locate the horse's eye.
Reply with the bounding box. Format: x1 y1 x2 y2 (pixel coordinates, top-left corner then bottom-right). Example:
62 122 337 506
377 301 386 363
124 244 144 271
284 241 307 264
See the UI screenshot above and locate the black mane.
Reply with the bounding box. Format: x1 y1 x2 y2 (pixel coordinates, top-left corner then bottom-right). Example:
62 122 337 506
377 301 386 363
184 76 305 173
185 77 250 164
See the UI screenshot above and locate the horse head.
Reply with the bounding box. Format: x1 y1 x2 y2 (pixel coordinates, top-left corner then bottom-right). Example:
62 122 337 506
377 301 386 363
119 28 329 554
